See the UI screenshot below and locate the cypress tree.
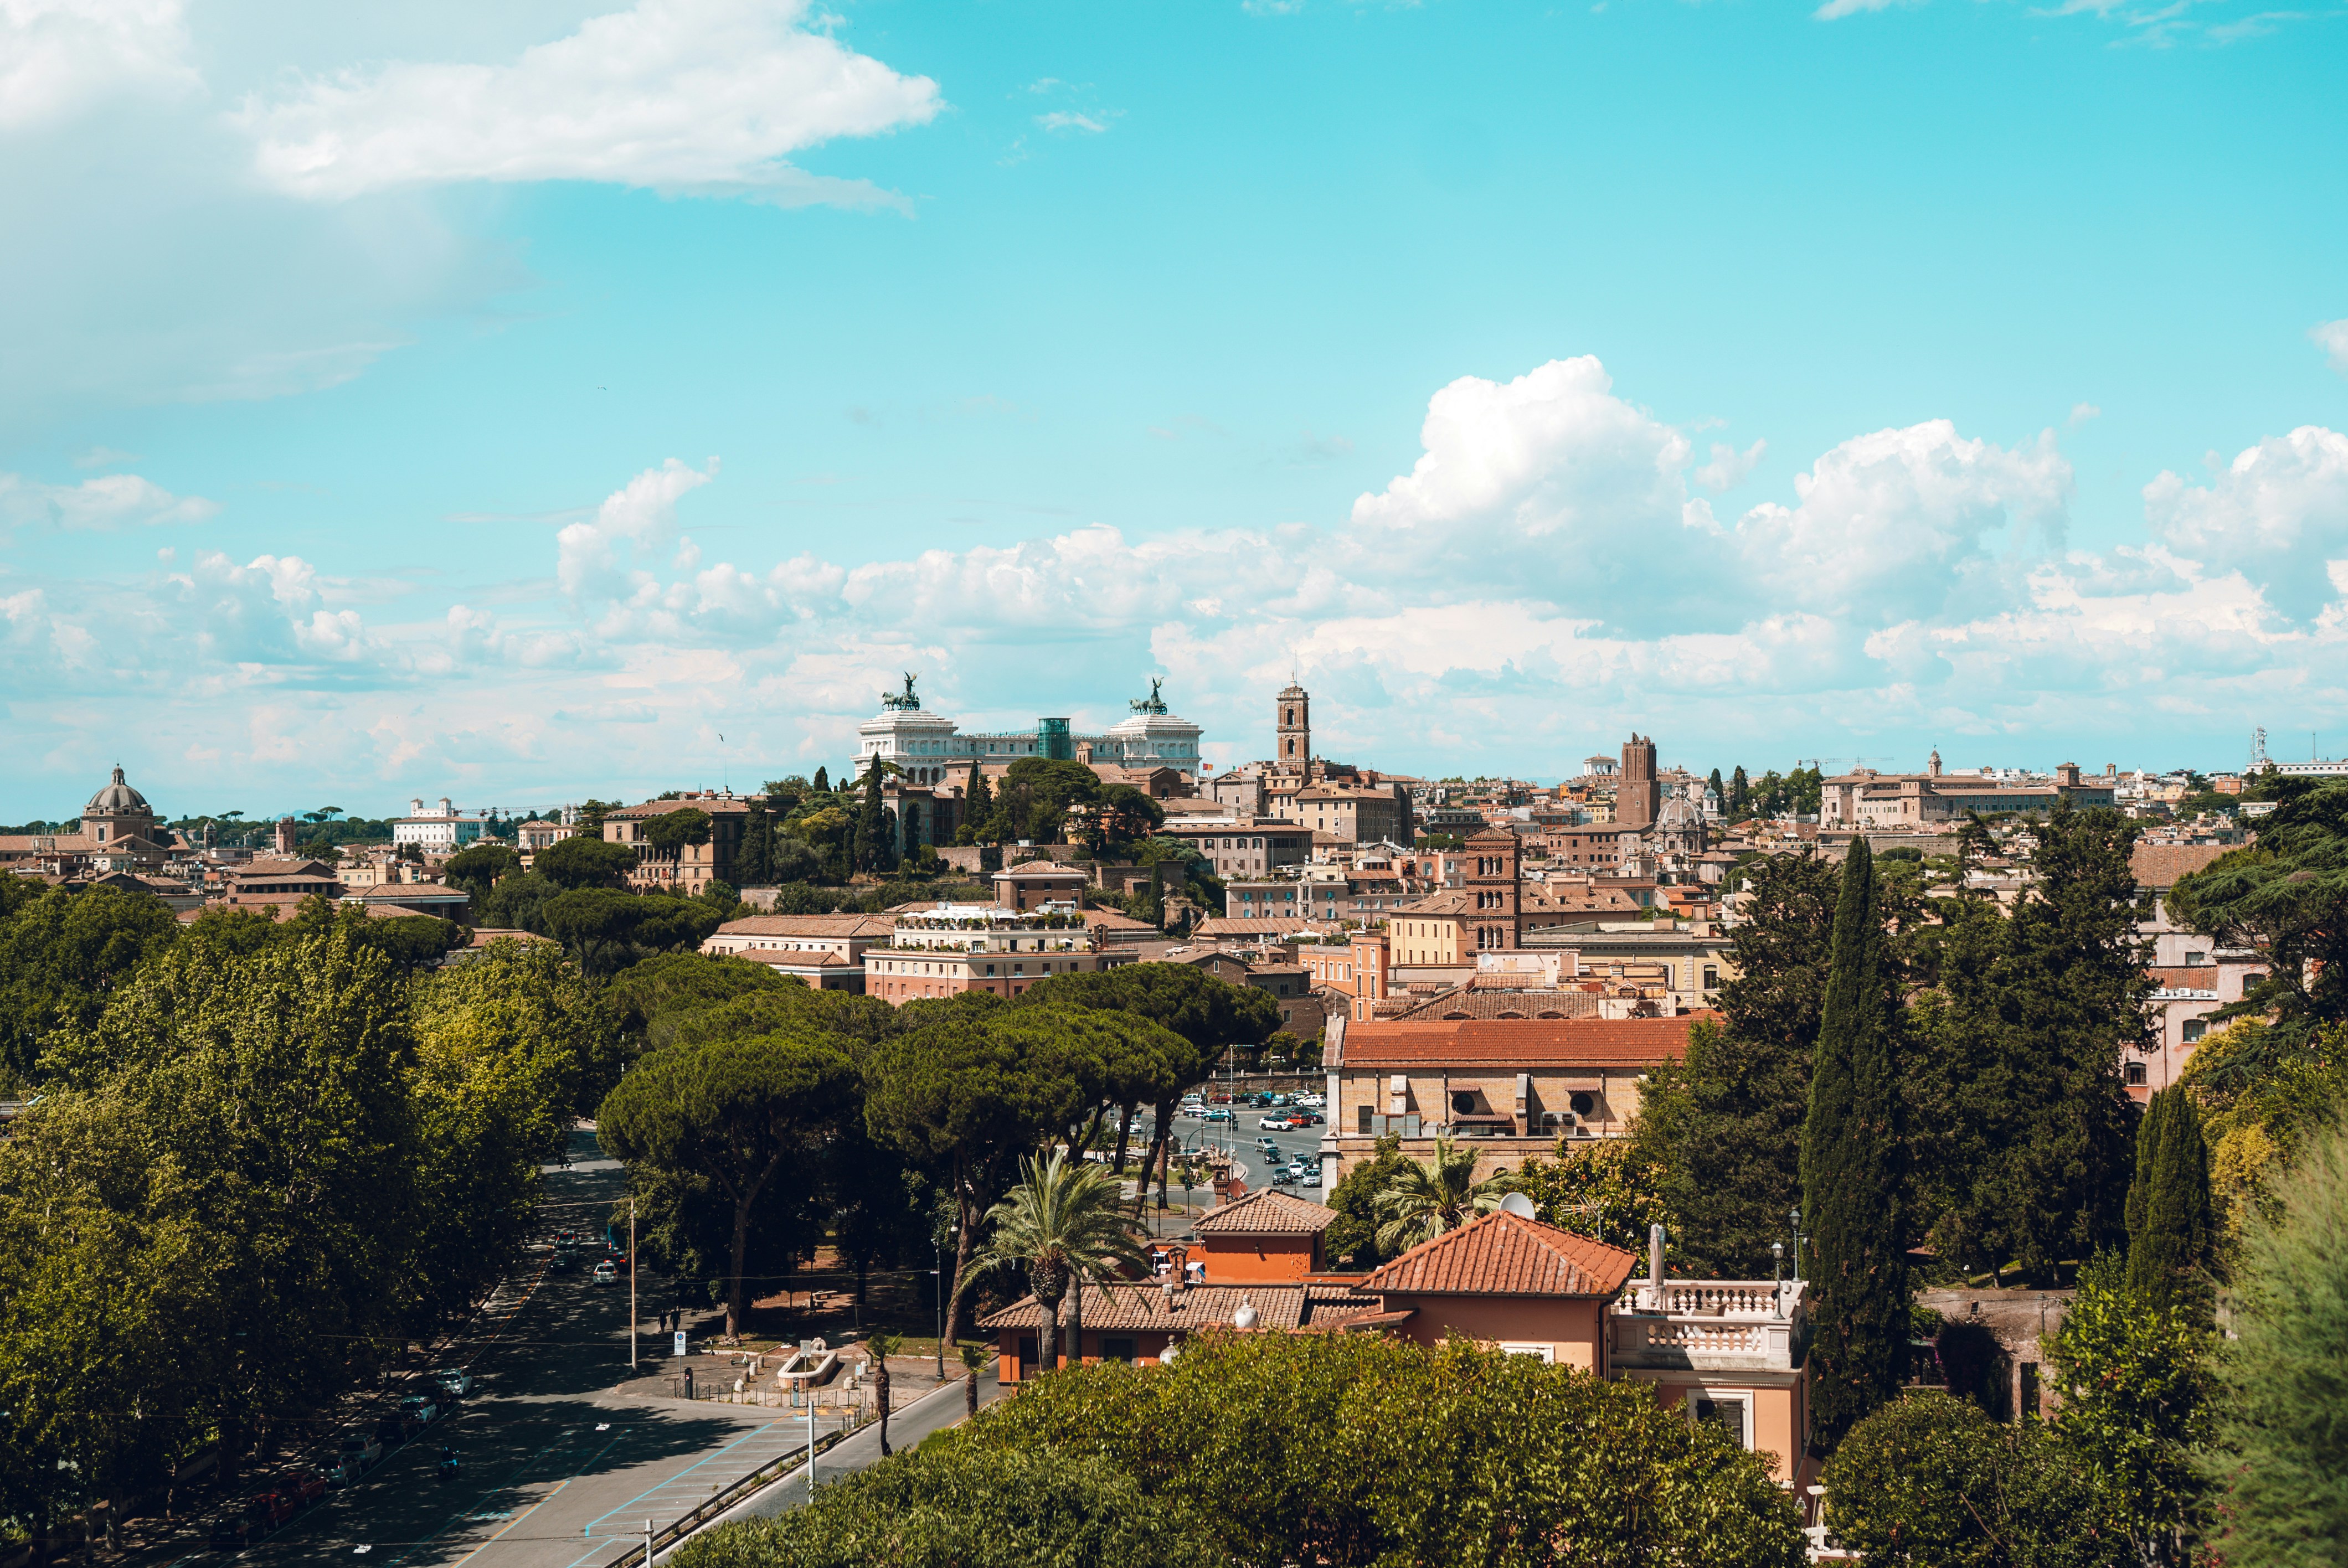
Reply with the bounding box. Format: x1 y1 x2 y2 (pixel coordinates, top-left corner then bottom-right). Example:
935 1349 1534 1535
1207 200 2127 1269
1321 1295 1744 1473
1729 765 1750 817
856 765 896 875
1800 836 1909 1451
812 766 830 795
964 761 993 843
2127 1085 2215 1322
736 799 773 886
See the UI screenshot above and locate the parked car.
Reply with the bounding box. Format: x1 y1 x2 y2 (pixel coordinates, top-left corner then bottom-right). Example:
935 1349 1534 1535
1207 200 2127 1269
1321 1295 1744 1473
1257 1115 1295 1130
1269 1093 1293 1106
249 1492 297 1530
434 1368 473 1399
374 1411 417 1446
335 1431 383 1478
1296 1094 1326 1108
591 1261 618 1286
286 1471 328 1508
209 1515 252 1552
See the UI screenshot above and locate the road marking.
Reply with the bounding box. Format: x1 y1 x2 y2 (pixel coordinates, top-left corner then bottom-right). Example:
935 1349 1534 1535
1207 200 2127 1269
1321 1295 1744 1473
446 1477 573 1568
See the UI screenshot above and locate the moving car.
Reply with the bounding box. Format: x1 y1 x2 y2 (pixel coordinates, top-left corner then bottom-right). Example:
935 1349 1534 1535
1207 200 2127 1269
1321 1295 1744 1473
1201 1108 1235 1124
399 1394 439 1427
1257 1115 1295 1131
1290 1111 1324 1127
334 1431 383 1479
208 1515 252 1552
434 1368 473 1399
591 1260 619 1286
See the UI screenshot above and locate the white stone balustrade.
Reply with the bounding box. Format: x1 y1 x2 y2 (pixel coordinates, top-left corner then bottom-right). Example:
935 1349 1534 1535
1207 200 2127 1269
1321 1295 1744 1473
1608 1280 1807 1370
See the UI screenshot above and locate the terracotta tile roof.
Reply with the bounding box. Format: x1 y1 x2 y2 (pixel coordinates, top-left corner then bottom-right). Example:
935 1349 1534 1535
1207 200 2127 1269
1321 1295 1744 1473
2149 965 2218 991
1358 1209 1639 1299
2131 842 2232 890
716 914 898 938
228 858 339 879
980 1282 1329 1333
1384 986 1603 1022
742 950 852 967
1340 1013 1711 1068
1194 1188 1339 1237
1081 909 1160 933
1193 917 1332 938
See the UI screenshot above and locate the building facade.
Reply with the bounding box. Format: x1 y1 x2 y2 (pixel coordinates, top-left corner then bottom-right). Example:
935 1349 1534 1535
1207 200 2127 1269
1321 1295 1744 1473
393 798 488 852
853 674 1205 784
863 901 1108 1002
1820 755 2121 831
1321 1012 1706 1185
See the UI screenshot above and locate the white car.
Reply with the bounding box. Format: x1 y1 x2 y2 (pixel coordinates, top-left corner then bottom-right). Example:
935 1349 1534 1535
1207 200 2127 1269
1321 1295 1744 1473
591 1261 617 1286
1296 1095 1326 1109
434 1368 473 1397
1258 1115 1296 1130
1289 1165 1322 1188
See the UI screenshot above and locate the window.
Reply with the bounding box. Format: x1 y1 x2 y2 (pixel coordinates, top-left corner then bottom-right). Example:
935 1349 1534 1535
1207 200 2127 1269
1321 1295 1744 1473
1358 1105 1373 1133
2124 1061 2148 1086
2184 950 2207 966
1702 965 1719 989
1101 1337 1137 1363
1692 1395 1748 1448
2181 1020 2207 1044
1498 1343 1555 1363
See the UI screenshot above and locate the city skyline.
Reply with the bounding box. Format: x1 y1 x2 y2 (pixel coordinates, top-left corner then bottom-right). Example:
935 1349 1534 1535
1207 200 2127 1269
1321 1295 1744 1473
3 0 2345 819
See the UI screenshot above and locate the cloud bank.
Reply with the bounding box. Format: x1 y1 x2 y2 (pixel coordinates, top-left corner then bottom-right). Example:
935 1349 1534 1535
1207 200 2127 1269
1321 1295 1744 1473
12 356 2343 803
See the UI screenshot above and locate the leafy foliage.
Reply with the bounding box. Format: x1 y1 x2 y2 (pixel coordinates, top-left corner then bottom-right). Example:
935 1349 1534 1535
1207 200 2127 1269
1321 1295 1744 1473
961 1330 1806 1567
2046 1254 2211 1560
1911 801 2145 1283
534 832 640 890
1371 1135 1520 1255
2204 1117 2348 1566
2124 1086 2216 1322
1630 850 1840 1275
1821 1391 2135 1567
671 1441 1214 1568
598 1028 858 1336
1324 1133 1413 1267
2169 780 2348 1035
957 1149 1149 1373
1801 837 1909 1450
0 884 182 1082
1515 1138 1672 1255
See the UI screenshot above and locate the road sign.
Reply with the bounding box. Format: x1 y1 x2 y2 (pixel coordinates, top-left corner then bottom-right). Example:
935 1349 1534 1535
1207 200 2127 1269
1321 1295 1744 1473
672 1330 686 1358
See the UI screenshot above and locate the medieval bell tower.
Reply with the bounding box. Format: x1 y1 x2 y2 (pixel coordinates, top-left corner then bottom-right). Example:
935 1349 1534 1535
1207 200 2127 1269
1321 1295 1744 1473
1277 682 1311 777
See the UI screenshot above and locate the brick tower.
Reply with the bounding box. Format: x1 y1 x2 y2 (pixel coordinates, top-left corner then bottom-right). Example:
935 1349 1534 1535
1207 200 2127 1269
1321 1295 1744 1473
1617 734 1661 831
1463 824 1522 952
1277 683 1311 777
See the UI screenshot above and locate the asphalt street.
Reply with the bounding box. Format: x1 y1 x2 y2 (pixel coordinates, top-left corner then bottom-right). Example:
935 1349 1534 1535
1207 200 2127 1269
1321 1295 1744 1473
171 1132 929 1568
713 1370 1005 1529
1141 1106 1332 1200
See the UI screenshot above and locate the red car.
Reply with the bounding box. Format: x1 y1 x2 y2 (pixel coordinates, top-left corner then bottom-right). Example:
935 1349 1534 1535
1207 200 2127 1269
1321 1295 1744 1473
248 1492 297 1530
287 1472 329 1508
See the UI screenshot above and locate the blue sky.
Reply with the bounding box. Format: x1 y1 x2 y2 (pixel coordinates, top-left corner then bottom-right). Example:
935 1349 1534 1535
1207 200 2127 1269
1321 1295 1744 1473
2 0 2345 822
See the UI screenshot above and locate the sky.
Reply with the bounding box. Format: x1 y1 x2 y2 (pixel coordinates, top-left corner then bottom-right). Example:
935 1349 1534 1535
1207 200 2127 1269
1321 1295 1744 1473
2 0 2345 823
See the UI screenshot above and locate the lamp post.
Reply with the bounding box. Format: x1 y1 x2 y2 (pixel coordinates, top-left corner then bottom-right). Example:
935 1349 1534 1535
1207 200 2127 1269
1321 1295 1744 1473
1789 1208 1804 1284
1772 1241 1785 1319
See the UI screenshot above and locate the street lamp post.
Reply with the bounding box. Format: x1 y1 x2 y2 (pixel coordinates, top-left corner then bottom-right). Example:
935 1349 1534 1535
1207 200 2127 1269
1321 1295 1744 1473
629 1196 638 1370
1789 1208 1804 1285
933 1241 945 1380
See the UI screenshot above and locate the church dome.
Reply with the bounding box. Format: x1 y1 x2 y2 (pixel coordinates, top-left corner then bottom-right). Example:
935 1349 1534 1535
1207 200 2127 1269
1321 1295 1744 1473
86 764 151 816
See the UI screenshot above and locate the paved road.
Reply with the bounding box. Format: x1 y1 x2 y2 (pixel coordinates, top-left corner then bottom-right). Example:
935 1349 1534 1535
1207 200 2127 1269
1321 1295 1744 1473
178 1133 859 1568
1142 1108 1331 1201
708 1369 1005 1533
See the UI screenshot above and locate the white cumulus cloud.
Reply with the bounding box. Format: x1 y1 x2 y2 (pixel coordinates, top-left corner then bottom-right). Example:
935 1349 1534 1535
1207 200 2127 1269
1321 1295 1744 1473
2315 319 2348 376
234 0 943 206
2144 425 2348 622
0 470 218 533
0 0 198 130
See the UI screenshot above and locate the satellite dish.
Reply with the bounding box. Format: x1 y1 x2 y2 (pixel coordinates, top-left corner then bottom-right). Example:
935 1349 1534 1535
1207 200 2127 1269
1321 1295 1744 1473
1499 1192 1537 1219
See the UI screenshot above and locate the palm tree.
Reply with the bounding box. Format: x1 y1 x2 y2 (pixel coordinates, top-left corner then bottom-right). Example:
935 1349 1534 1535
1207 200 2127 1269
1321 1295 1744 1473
954 1340 992 1420
1373 1137 1520 1256
957 1149 1149 1375
864 1329 904 1455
